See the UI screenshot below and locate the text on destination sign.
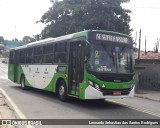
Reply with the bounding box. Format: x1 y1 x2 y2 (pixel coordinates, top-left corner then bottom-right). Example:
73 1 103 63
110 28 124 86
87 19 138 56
96 34 129 44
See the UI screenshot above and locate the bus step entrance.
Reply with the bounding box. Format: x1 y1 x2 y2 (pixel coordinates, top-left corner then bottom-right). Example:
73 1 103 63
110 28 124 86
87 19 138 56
71 85 79 96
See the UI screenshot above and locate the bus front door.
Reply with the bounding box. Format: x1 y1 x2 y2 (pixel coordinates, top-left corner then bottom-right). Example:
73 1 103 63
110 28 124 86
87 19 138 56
69 41 84 97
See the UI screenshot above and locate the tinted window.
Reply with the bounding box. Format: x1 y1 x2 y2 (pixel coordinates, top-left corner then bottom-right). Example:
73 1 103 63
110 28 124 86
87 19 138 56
55 53 66 63
42 44 54 64
43 54 53 63
26 48 33 63
54 42 67 63
33 46 43 64
27 48 33 56
20 50 26 63
9 51 15 64
34 55 43 63
44 44 53 54
34 46 43 55
55 42 66 52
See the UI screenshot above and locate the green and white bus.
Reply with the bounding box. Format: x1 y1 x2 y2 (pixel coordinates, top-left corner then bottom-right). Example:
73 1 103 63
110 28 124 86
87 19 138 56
8 30 135 101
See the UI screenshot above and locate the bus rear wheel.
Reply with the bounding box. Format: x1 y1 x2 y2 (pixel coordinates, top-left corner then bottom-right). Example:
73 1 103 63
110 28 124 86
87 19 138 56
58 80 68 102
21 76 27 90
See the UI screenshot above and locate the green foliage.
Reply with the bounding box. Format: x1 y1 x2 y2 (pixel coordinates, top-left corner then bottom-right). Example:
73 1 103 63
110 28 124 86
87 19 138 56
3 40 24 48
0 36 4 43
153 39 160 53
39 0 132 39
33 34 40 41
22 36 36 44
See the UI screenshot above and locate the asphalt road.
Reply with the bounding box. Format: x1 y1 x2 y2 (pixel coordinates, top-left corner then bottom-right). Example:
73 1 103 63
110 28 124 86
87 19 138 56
0 61 159 128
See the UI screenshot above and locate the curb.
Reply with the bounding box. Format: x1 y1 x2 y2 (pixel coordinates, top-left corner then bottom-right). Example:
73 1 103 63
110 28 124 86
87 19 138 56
0 88 34 128
134 94 160 102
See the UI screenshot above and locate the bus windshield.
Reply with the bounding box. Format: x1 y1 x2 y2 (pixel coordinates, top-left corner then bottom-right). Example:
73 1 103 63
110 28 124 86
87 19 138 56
87 42 134 74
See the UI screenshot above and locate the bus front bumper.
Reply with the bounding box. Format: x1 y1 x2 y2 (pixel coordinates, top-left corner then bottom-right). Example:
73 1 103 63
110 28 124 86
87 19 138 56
85 85 135 99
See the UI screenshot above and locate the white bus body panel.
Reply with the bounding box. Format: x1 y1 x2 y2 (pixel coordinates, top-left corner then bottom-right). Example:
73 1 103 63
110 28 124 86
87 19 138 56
85 85 135 99
21 65 58 89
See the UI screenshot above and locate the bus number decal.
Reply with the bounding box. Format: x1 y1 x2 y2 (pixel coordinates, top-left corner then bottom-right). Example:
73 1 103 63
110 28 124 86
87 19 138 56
57 66 66 73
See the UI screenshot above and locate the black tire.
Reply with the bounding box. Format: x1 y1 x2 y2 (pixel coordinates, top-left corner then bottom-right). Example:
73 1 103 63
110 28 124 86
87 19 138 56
58 80 68 101
21 76 27 90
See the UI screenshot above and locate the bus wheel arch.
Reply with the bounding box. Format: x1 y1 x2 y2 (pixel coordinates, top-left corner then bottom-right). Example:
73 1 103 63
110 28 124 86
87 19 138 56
20 74 27 90
20 74 24 83
56 78 68 101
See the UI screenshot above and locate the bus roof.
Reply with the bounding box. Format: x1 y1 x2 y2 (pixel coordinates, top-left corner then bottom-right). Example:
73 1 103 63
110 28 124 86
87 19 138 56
12 30 131 50
12 31 89 50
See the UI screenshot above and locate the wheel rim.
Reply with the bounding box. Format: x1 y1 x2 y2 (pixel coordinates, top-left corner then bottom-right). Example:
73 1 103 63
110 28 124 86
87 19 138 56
59 85 65 96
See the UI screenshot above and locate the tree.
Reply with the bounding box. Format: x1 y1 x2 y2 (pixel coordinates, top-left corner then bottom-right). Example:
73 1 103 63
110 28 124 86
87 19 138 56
39 0 132 39
0 44 5 51
22 36 36 44
153 38 160 53
0 36 5 53
33 34 40 41
0 36 4 44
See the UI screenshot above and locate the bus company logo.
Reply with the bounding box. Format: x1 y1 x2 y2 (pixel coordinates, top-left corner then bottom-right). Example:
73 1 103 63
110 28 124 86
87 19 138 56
114 80 121 82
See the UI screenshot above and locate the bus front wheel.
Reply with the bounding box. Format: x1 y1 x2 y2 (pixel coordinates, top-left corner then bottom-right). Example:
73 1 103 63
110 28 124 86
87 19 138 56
58 80 68 101
21 76 27 90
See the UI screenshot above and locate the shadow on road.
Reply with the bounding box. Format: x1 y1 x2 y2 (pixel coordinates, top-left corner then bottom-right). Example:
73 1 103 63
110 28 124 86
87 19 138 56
10 85 125 110
8 84 157 119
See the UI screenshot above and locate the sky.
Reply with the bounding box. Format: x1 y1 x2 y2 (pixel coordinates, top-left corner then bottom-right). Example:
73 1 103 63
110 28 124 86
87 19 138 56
0 0 51 41
122 0 160 51
0 0 160 51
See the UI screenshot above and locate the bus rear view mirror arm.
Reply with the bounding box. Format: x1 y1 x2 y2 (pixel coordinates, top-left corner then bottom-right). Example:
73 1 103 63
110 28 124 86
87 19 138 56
85 40 91 58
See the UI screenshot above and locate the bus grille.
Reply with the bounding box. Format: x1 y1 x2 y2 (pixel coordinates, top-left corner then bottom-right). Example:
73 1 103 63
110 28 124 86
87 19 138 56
100 88 132 96
97 76 133 82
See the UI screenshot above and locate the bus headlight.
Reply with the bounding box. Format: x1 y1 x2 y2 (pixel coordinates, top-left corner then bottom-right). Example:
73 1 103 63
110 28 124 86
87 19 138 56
88 80 100 91
95 84 100 91
88 81 93 86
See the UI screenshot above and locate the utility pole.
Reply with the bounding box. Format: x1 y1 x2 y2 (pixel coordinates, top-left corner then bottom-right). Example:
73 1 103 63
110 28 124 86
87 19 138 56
145 36 147 55
138 29 141 61
157 38 159 53
15 25 17 39
135 31 137 48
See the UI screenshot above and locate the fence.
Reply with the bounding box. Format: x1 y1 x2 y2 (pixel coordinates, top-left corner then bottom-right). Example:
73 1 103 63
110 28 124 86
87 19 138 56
135 59 160 91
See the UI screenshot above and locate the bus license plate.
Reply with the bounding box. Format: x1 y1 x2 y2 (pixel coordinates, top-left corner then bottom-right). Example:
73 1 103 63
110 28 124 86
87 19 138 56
113 91 121 96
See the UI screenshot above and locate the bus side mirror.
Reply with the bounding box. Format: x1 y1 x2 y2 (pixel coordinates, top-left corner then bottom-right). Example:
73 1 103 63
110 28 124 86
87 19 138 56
85 46 90 63
84 41 91 63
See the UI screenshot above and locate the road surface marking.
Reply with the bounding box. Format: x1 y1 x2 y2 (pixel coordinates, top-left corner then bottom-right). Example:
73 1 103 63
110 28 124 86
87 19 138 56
0 88 34 128
106 99 160 118
0 66 7 73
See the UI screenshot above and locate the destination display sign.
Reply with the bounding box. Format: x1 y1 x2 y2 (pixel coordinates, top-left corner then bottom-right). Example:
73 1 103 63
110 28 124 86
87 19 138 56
96 33 129 44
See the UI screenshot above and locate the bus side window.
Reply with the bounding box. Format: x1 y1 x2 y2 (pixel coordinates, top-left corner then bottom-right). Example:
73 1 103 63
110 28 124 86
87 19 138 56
9 51 15 64
20 50 26 63
43 44 54 64
33 46 43 64
34 46 43 55
26 48 33 64
54 42 67 63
